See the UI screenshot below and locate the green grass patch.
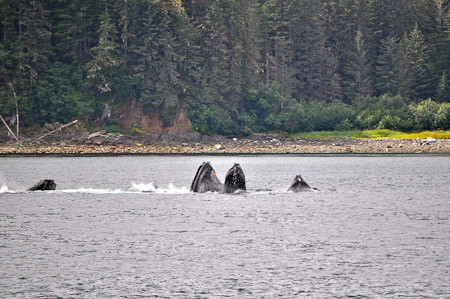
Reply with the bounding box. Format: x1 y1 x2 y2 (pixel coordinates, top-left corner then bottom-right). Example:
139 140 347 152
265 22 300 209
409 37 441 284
291 130 450 139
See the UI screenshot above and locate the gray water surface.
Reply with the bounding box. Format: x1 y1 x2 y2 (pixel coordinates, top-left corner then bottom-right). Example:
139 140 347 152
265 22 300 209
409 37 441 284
1 155 449 298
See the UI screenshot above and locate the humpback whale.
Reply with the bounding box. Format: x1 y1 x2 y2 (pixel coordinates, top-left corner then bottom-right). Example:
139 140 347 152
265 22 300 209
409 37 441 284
190 162 246 193
223 163 246 193
190 162 223 193
287 175 311 192
28 179 57 191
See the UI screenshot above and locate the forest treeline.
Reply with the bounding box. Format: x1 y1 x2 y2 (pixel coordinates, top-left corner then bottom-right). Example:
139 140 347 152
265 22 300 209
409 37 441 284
1 0 450 135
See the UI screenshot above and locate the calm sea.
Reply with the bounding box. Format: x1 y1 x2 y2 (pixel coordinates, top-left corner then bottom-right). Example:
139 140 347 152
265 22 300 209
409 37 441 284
1 155 449 298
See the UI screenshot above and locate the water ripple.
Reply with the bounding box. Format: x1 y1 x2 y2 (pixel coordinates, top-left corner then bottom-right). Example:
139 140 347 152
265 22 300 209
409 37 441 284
1 156 449 298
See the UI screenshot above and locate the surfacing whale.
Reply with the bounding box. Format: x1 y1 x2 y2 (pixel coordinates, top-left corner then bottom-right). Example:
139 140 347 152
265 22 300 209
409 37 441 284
191 162 246 193
28 179 57 191
190 162 223 193
223 163 246 193
287 175 311 192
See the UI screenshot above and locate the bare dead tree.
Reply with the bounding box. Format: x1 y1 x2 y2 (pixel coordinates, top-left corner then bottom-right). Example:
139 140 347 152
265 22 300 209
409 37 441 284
6 82 19 141
0 114 19 142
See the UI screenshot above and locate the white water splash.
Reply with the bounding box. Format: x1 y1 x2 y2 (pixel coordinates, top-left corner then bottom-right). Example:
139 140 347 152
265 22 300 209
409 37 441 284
1 181 190 195
54 182 190 195
132 182 190 194
162 183 190 194
131 182 158 192
0 184 9 193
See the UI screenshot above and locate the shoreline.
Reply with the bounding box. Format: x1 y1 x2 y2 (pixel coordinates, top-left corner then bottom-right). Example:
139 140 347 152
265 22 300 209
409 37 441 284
1 137 449 155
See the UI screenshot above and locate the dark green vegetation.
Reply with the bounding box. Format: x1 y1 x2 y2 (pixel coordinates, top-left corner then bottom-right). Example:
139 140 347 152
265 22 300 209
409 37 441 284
1 0 450 135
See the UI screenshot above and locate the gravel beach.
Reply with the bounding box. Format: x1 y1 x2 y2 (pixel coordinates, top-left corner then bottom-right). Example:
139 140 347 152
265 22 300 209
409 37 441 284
1 132 449 155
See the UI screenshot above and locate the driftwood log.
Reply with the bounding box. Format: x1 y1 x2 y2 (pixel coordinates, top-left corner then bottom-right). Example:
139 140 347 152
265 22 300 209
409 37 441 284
87 130 106 140
37 120 78 140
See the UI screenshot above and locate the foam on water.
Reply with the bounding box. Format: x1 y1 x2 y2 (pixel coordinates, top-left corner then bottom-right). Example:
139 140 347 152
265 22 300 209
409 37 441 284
59 188 127 194
0 184 19 194
131 182 158 192
1 183 301 195
131 181 190 194
0 184 9 193
53 182 191 194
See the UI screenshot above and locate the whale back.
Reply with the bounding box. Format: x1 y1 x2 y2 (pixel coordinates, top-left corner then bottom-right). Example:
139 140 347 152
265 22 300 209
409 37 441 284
190 162 223 193
287 175 310 192
223 163 246 193
28 179 57 191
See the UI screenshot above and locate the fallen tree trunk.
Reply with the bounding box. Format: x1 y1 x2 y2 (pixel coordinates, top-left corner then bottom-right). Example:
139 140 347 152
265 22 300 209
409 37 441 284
0 113 19 142
37 120 79 140
88 130 106 139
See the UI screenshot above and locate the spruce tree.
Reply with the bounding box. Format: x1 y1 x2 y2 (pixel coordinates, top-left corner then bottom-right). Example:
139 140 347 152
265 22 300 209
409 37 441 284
375 36 400 96
397 34 413 99
17 0 52 95
291 0 342 101
407 24 432 99
85 6 122 94
435 71 450 102
345 30 373 101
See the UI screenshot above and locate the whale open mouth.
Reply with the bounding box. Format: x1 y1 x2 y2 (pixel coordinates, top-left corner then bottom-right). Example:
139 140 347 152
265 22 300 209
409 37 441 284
223 163 246 193
190 162 223 193
190 162 247 194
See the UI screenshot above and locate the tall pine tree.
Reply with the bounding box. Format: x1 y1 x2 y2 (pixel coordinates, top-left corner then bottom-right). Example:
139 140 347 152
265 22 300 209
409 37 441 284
86 6 122 94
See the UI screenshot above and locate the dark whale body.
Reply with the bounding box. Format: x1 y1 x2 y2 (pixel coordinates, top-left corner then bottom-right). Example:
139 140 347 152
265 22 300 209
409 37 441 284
223 163 246 193
28 179 57 191
191 162 246 194
287 175 311 192
190 162 223 193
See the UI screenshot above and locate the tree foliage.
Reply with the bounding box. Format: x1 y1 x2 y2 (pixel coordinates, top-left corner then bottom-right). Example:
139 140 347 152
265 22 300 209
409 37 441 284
1 0 450 133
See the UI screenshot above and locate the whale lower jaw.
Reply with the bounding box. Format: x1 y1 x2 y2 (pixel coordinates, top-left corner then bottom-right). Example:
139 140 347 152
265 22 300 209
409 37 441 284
191 163 246 194
190 162 223 193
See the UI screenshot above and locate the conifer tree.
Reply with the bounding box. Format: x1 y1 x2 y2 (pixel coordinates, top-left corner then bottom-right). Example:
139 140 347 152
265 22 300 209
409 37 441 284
197 0 260 110
291 0 342 101
407 24 432 99
0 0 18 80
86 6 121 94
17 0 52 95
345 30 373 100
375 36 400 96
195 1 227 107
152 0 183 123
435 71 450 102
267 0 296 96
397 34 413 99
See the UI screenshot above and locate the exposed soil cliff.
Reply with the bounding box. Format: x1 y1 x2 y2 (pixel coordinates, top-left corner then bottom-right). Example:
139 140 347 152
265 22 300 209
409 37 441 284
103 97 192 134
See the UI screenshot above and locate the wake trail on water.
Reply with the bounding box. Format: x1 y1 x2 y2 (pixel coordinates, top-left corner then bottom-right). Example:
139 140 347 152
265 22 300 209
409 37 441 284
57 182 190 194
130 182 190 194
1 183 319 195
0 182 190 194
0 184 16 194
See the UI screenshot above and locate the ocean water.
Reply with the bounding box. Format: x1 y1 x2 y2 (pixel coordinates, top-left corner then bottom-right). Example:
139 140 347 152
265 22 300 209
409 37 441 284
1 155 449 298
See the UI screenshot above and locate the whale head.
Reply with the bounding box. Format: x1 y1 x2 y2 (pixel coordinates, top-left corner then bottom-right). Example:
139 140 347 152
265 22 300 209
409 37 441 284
27 179 57 191
287 175 311 192
190 162 223 193
223 163 246 193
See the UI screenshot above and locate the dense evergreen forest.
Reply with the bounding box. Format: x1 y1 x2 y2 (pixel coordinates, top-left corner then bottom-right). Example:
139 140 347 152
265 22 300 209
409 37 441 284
1 0 450 135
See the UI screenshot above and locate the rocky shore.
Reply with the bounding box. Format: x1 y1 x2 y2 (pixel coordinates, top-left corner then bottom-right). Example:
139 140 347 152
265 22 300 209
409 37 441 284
1 129 449 155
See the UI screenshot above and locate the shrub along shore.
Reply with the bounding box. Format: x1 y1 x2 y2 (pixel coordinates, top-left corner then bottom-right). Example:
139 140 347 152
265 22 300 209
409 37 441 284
1 130 449 155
